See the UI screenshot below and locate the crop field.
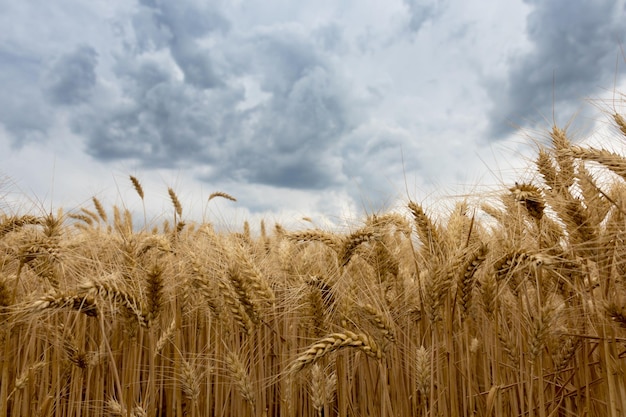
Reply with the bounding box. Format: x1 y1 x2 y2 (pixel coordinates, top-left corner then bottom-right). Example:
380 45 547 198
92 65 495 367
1 118 626 416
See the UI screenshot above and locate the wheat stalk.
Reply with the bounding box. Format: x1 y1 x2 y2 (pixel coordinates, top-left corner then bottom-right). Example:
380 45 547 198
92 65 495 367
550 126 576 190
79 207 101 224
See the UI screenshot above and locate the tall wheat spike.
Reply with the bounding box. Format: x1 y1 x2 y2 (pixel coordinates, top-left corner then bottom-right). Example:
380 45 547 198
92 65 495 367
168 187 183 218
208 191 237 202
614 112 626 137
225 350 256 408
92 197 108 222
289 331 382 374
129 175 144 200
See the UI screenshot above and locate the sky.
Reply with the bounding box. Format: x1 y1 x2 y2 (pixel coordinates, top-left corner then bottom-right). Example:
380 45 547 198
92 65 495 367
1 0 626 230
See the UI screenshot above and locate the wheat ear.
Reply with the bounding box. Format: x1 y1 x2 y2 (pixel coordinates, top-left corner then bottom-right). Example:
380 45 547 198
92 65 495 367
415 345 430 396
287 230 343 252
339 227 378 266
359 303 396 344
614 112 626 137
68 213 95 227
408 200 442 256
30 291 99 317
528 302 560 362
180 357 201 404
567 146 626 182
509 182 545 221
105 399 147 417
225 350 256 407
92 197 108 223
11 361 46 395
289 331 382 374
605 301 626 328
208 191 237 202
457 243 488 318
129 175 144 200
310 364 337 414
168 187 183 218
145 264 164 324
80 277 148 327
550 126 575 189
0 215 41 238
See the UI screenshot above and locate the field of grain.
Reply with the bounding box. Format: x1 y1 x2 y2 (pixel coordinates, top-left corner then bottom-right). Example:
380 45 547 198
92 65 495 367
1 118 626 416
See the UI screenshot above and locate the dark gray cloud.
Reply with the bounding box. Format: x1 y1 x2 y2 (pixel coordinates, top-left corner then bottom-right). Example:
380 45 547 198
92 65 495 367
0 48 52 145
73 4 359 190
73 57 241 164
138 0 229 89
43 45 98 105
212 61 355 189
487 0 626 139
403 0 447 33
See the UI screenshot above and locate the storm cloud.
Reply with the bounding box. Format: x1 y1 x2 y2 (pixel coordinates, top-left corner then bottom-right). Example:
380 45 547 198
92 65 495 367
487 0 626 139
43 45 98 106
73 3 359 190
0 48 52 145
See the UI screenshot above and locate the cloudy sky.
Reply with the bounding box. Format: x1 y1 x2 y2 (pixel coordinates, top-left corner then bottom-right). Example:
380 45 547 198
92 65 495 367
1 0 625 229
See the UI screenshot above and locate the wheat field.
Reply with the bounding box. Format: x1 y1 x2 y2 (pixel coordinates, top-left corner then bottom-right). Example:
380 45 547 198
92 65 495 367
1 116 626 416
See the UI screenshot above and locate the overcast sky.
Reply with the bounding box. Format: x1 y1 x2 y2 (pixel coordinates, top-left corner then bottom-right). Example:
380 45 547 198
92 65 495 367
1 0 626 229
